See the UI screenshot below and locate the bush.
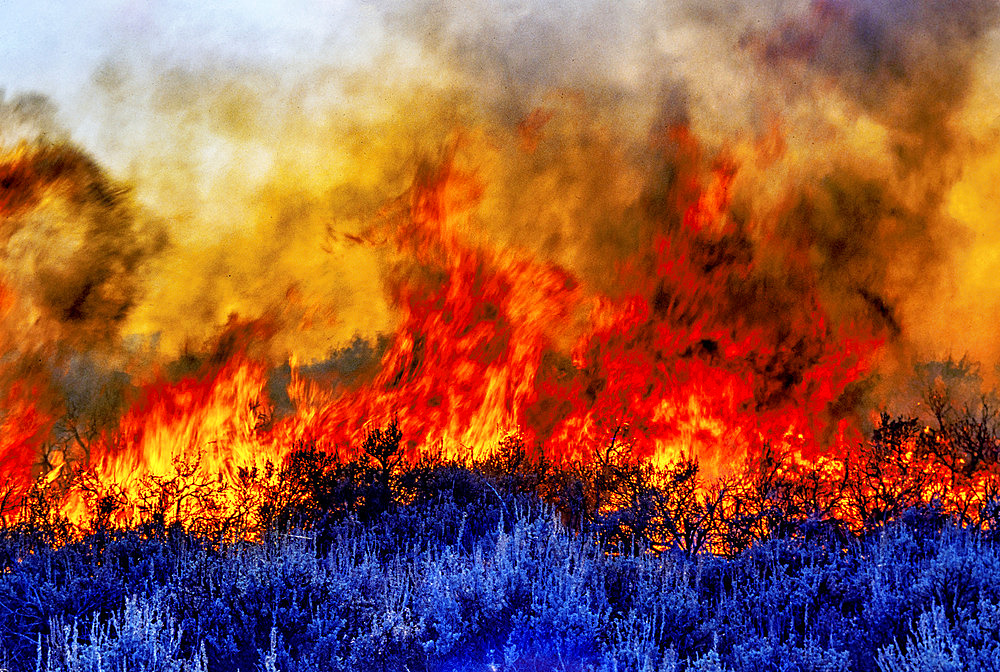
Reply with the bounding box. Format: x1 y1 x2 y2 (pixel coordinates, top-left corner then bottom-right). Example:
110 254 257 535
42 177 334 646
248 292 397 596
5 415 1000 671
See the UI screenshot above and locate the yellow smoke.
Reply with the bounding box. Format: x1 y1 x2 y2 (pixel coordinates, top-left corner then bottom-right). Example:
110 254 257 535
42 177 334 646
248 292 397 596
1 0 997 382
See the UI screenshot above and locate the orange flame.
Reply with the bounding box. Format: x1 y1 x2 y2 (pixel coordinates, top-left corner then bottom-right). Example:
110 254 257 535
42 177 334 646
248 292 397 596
0 121 884 531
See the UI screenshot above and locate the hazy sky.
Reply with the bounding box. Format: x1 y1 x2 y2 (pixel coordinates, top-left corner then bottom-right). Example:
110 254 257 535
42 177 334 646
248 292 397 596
0 1 382 124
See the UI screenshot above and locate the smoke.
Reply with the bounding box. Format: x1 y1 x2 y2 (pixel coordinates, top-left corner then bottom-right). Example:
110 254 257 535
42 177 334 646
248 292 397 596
0 93 167 353
361 0 1000 381
3 0 1000 393
752 0 999 167
0 92 67 147
737 0 1000 379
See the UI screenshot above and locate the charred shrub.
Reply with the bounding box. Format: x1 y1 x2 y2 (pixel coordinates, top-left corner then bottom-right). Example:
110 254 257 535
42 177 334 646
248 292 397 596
845 413 935 531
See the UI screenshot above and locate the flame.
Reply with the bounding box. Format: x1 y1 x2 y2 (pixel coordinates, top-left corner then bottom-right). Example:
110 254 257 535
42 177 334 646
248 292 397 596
6 0 1000 533
0 282 57 511
0 111 892 532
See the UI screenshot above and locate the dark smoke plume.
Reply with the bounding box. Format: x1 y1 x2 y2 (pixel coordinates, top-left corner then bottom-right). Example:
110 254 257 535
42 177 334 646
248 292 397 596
740 0 1000 369
752 0 1000 168
0 93 167 351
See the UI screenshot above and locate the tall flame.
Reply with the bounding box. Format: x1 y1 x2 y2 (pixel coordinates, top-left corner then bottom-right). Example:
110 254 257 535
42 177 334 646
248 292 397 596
20 118 881 531
1 0 998 531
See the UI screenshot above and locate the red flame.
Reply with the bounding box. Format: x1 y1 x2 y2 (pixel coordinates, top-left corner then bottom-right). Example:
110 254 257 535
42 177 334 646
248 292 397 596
0 122 884 529
280 124 878 471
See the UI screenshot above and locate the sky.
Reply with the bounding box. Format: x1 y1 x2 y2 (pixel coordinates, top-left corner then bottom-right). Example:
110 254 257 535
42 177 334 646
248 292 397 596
0 1 385 151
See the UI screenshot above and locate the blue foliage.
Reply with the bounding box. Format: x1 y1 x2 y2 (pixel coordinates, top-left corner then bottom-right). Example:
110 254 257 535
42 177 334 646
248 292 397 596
0 503 997 672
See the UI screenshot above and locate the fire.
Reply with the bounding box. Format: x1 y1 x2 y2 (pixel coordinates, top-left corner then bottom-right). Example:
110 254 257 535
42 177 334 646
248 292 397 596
0 281 57 514
3 0 999 535
1 115 882 533
253 123 876 480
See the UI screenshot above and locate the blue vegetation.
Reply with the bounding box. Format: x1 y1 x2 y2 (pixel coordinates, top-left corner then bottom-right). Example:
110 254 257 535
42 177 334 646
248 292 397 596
5 404 1000 672
0 498 998 672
